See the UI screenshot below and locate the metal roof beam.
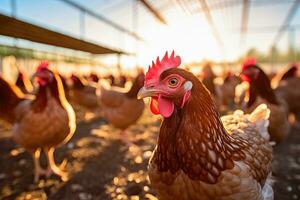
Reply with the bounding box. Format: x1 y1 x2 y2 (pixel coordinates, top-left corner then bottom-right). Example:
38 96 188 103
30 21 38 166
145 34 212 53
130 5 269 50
198 0 293 13
0 14 128 55
272 0 300 45
240 0 250 46
59 0 146 42
138 0 167 24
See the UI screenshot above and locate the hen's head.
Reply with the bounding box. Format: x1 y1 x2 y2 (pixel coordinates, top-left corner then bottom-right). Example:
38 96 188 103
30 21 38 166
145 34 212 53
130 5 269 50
138 51 195 118
240 62 261 83
34 61 54 86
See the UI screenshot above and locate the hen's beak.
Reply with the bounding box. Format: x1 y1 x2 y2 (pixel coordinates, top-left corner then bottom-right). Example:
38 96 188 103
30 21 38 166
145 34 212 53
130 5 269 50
137 87 159 99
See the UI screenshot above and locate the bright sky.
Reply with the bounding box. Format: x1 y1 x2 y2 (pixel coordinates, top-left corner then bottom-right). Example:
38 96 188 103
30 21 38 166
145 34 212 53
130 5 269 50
0 0 299 69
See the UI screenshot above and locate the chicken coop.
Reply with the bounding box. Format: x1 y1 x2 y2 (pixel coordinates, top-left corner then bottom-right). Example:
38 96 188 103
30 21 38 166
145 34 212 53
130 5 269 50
0 0 300 200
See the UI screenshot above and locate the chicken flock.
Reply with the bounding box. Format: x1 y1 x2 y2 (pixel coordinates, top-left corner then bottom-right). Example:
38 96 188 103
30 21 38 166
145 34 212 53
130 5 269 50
0 52 299 200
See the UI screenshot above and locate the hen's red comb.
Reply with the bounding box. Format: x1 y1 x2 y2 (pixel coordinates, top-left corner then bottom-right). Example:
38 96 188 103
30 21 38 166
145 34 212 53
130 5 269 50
242 58 256 70
36 61 49 72
145 51 181 86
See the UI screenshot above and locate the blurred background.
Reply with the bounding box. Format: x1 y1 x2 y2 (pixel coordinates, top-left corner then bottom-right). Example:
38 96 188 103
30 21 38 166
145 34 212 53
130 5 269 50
0 0 299 80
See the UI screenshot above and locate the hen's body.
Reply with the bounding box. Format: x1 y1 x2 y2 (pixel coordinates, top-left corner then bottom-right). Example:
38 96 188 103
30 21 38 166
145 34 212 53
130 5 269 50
13 93 75 152
149 102 272 200
244 96 289 143
72 86 98 108
70 75 98 109
97 73 145 130
100 91 144 129
150 159 271 200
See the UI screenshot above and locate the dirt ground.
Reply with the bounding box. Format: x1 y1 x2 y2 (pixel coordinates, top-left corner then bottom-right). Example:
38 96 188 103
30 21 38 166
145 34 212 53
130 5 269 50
0 110 300 200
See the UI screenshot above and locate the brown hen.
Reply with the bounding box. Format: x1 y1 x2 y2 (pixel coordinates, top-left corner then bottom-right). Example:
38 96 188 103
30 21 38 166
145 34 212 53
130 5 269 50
219 72 240 111
240 64 290 143
97 72 145 144
69 74 98 109
138 52 273 200
0 63 76 182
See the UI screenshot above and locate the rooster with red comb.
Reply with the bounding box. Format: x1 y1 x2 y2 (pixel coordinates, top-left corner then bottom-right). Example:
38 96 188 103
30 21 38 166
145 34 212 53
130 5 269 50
138 51 273 200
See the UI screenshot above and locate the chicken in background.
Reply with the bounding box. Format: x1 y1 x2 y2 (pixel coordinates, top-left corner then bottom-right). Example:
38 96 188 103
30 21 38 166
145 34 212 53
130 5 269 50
0 77 29 124
239 61 290 143
200 62 222 109
200 62 217 95
219 72 241 112
271 63 298 89
0 62 76 182
15 71 33 94
275 64 300 126
138 51 273 200
96 72 145 145
279 63 298 81
116 74 127 88
106 74 116 86
89 72 100 84
69 74 98 109
234 81 250 108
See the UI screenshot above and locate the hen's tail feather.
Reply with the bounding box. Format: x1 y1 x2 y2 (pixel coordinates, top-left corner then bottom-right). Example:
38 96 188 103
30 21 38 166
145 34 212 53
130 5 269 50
262 173 274 200
249 104 270 122
248 104 271 140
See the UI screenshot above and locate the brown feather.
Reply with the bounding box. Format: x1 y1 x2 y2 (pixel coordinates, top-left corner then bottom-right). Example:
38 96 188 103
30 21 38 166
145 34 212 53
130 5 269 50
98 73 145 130
0 77 27 123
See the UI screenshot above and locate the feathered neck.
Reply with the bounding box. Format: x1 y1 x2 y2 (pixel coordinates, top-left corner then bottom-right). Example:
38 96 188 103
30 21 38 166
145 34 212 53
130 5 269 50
125 74 144 98
156 78 245 184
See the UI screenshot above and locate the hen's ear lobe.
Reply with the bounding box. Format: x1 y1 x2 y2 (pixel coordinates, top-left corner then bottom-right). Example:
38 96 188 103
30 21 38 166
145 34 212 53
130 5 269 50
183 81 193 91
180 81 193 108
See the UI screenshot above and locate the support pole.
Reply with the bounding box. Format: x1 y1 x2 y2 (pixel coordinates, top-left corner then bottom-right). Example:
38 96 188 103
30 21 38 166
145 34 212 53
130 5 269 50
80 11 85 39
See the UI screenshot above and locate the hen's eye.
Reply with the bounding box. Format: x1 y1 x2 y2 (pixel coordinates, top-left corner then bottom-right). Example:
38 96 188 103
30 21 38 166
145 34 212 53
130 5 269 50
168 78 179 87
